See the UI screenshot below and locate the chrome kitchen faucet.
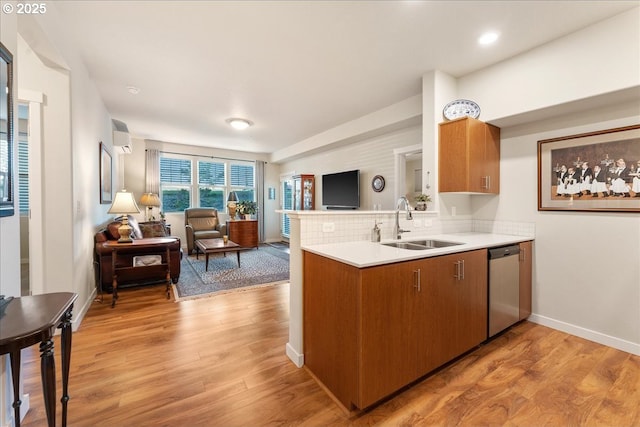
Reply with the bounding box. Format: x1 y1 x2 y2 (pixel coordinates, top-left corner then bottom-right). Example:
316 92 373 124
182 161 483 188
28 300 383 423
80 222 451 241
393 196 413 239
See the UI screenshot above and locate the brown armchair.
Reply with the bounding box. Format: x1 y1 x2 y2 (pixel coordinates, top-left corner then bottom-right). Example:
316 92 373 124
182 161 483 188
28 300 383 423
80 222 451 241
185 208 227 254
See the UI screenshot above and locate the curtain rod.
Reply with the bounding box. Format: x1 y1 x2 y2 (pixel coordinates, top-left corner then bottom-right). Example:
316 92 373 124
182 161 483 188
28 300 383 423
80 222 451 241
146 148 266 164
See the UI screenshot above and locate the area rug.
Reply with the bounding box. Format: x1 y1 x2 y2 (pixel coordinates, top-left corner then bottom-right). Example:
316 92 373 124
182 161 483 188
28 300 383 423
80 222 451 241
172 245 290 301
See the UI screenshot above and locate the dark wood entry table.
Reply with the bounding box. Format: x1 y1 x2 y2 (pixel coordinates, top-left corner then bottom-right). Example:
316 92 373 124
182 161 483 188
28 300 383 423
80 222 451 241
0 292 78 427
195 238 242 271
103 237 177 307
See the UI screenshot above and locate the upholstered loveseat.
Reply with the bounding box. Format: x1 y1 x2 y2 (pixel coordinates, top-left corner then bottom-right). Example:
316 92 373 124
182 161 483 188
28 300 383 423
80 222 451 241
94 216 182 293
184 208 227 254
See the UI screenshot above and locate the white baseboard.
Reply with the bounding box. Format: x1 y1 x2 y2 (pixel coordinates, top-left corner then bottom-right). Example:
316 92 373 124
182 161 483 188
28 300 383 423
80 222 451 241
1 393 29 427
71 287 97 332
528 314 640 356
285 342 304 367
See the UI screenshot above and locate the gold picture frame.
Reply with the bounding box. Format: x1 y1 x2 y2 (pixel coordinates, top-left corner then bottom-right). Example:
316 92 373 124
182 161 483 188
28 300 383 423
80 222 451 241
538 124 640 212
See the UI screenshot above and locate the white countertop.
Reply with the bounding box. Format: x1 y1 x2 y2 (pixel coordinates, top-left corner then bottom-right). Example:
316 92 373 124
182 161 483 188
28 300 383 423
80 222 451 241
301 232 533 268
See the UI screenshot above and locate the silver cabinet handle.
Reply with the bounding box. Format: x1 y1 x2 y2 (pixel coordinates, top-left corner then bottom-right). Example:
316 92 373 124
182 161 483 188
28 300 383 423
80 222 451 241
453 260 465 281
413 269 421 292
487 176 491 190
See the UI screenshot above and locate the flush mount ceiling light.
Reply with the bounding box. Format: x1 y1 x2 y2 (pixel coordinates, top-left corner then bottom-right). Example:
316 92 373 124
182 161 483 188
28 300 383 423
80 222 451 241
126 85 140 95
478 32 499 46
226 118 253 130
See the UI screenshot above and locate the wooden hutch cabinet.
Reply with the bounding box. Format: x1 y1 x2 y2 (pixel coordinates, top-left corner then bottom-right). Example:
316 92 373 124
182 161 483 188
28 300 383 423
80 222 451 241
439 117 500 194
293 174 315 210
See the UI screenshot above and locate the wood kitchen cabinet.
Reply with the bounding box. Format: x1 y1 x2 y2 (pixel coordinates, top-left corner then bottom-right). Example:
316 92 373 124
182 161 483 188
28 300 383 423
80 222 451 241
226 219 258 248
418 249 488 375
439 117 500 194
293 174 315 210
303 249 488 410
519 240 533 320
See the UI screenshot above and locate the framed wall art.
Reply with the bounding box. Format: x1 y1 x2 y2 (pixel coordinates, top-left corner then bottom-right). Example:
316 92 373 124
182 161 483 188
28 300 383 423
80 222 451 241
0 42 15 217
100 142 113 204
538 124 640 212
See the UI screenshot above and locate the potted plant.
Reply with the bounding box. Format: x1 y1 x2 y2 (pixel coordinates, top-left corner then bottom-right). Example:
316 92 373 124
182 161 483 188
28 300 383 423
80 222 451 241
237 200 257 219
414 194 431 211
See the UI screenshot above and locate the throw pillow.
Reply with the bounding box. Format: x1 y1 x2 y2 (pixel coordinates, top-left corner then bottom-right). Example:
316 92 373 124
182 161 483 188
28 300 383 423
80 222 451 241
107 221 123 240
189 217 218 232
140 222 169 238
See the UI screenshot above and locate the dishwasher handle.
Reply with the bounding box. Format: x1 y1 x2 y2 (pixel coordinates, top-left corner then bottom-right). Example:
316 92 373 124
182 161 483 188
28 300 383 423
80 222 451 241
488 245 520 259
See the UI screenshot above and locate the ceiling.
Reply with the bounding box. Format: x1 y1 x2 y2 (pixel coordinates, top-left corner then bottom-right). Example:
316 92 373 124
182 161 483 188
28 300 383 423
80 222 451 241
51 1 637 155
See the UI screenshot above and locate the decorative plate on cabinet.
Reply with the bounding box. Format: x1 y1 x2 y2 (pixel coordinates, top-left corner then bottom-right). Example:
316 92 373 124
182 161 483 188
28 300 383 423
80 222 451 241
443 99 481 120
371 175 385 192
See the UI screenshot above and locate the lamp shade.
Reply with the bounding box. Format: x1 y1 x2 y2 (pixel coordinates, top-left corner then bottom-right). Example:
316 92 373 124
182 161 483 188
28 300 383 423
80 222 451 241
140 192 161 207
227 191 238 202
108 190 141 214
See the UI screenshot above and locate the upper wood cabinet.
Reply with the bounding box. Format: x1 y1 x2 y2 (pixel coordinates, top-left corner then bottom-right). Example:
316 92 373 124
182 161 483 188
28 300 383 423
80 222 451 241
293 174 315 210
439 117 500 194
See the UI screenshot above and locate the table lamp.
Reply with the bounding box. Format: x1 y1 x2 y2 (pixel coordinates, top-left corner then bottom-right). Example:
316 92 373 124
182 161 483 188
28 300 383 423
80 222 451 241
140 192 161 221
108 190 141 243
227 191 238 219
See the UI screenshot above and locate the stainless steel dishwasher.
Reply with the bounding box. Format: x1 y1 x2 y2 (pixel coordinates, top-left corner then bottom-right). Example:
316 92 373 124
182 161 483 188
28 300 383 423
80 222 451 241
488 245 520 337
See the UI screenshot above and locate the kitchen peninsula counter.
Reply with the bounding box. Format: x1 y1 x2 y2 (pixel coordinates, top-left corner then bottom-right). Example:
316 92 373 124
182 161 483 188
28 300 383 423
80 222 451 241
302 232 532 268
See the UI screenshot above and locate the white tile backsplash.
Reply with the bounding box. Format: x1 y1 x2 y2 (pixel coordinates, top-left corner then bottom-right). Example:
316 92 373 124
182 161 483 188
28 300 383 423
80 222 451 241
298 213 535 246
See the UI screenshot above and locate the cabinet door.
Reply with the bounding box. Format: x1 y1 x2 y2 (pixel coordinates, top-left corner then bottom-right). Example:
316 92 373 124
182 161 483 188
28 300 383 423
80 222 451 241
302 176 315 210
439 118 470 193
482 123 500 194
467 118 490 193
293 177 302 210
519 241 533 320
359 261 422 408
418 249 488 375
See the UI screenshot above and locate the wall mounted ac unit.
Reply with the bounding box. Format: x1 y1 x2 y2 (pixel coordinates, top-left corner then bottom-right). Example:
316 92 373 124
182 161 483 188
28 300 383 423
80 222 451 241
112 119 132 154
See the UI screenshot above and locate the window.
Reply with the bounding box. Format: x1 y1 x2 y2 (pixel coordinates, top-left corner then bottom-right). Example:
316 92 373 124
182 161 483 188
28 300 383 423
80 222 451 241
158 155 255 213
160 156 191 212
281 178 293 238
230 163 254 202
198 160 225 210
17 136 28 214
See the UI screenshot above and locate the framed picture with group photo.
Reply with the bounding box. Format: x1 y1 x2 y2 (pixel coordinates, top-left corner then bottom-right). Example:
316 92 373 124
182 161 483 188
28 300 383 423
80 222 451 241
538 124 640 212
100 142 113 204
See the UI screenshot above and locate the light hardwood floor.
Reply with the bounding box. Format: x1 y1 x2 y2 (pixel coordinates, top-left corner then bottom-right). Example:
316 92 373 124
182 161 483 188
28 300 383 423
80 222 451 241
19 283 640 426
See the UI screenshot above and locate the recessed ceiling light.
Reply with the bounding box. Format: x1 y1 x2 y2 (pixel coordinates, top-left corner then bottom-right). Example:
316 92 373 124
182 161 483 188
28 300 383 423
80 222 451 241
478 32 499 46
226 118 253 130
126 86 141 95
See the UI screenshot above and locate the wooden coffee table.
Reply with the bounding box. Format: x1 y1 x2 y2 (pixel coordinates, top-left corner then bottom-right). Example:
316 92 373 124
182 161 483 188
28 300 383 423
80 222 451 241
195 238 243 271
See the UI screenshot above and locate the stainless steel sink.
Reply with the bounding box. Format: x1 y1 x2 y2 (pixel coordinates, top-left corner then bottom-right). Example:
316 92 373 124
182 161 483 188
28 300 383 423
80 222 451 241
406 239 463 248
382 239 463 250
382 242 434 250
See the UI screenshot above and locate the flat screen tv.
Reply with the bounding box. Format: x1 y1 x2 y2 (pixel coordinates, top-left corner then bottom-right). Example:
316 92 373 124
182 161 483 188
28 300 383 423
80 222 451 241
322 169 360 209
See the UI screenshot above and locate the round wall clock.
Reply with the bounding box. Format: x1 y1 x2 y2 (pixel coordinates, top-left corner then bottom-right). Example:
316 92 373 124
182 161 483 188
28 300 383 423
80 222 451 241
443 99 481 120
371 175 385 192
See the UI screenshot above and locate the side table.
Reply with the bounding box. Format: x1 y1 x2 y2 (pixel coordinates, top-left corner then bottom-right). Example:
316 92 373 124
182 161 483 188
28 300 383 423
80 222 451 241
0 292 78 427
103 237 177 307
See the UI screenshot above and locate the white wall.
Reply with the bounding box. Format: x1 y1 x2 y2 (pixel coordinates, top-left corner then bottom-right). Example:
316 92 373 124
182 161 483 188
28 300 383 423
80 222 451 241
278 125 422 211
474 105 640 351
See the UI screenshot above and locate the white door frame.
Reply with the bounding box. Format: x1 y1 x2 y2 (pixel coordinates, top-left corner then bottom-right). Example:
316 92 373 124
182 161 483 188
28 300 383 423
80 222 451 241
18 89 45 296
